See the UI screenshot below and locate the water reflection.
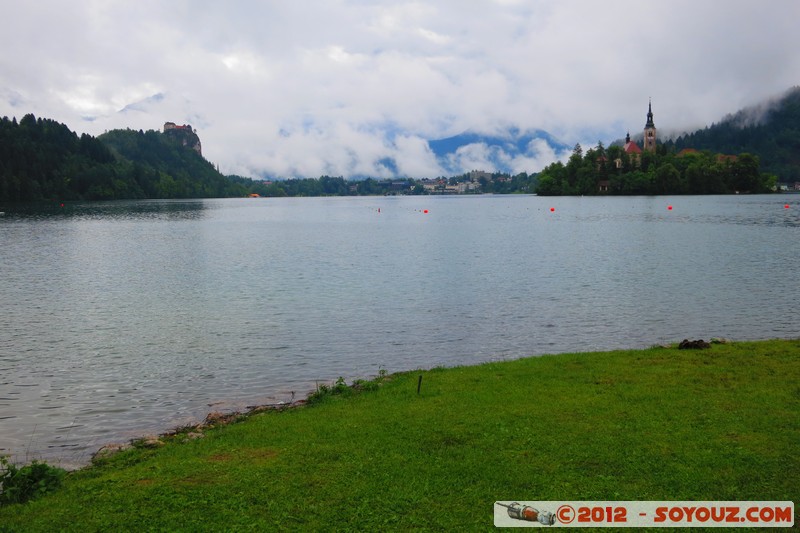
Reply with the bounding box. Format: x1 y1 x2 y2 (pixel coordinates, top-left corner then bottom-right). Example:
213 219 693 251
0 199 208 222
566 195 800 228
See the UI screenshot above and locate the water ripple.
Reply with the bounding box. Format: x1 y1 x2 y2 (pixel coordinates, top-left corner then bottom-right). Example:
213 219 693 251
1 195 798 466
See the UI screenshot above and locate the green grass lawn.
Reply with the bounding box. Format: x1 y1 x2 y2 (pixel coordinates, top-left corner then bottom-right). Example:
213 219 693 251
1 339 798 530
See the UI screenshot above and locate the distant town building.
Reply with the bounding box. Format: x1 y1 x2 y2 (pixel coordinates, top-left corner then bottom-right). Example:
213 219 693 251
468 170 493 182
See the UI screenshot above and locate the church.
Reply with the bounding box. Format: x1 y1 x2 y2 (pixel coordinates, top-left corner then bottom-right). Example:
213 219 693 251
616 100 657 168
625 100 657 154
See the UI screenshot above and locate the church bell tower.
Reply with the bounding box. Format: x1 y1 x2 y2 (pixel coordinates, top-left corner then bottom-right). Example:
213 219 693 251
643 100 657 153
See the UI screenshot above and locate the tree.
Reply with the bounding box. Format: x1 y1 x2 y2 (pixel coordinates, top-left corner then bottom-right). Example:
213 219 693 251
728 153 761 193
654 163 683 194
534 173 559 195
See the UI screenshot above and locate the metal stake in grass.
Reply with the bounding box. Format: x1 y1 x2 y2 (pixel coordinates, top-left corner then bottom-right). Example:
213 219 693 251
417 374 423 395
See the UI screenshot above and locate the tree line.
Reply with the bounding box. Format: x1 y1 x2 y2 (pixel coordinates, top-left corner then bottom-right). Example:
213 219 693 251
228 171 537 197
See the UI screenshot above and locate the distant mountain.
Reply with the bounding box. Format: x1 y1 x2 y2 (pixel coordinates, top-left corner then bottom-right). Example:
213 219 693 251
428 128 570 175
669 86 800 181
118 92 166 114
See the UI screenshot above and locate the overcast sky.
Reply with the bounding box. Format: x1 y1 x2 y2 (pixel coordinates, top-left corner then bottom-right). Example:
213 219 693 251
2 0 799 178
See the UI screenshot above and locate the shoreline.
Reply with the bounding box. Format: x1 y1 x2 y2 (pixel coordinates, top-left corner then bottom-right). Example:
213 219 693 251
88 396 311 467
12 375 380 471
2 337 797 529
86 371 396 468
6 336 757 471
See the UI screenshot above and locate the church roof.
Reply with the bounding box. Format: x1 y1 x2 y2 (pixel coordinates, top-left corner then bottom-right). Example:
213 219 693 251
624 141 642 154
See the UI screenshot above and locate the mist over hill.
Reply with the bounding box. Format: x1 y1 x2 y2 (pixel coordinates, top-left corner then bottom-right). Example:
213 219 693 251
667 86 800 182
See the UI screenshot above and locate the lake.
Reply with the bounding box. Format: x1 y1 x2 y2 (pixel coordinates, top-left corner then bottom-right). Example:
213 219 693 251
1 194 798 467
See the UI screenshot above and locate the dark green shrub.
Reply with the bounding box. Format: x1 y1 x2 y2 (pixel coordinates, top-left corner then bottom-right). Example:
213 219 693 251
0 456 66 505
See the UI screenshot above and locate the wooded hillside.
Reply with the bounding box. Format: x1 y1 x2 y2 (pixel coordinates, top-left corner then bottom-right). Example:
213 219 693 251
0 115 246 202
669 86 800 183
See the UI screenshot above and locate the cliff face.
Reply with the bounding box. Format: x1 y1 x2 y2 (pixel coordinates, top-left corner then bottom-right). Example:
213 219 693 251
163 122 202 156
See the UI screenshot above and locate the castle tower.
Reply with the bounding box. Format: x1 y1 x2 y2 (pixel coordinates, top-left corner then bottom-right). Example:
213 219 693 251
643 100 656 153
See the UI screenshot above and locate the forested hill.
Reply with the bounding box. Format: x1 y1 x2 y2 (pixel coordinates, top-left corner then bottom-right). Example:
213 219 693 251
669 86 800 182
98 128 243 199
0 114 246 202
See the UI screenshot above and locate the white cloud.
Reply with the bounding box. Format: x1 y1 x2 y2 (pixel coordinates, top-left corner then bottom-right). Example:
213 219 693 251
511 138 570 175
1 0 798 178
393 135 443 177
417 28 451 45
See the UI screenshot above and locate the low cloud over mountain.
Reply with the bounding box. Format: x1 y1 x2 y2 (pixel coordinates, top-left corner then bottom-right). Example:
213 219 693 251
428 129 570 176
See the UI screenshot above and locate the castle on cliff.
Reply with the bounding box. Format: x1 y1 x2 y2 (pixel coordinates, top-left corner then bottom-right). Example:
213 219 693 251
163 122 202 156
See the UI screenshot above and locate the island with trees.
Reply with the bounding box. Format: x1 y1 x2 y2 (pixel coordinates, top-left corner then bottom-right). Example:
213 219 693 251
534 142 774 196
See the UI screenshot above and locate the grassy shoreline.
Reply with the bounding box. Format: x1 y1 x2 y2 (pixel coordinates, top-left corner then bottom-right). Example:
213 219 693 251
1 339 798 530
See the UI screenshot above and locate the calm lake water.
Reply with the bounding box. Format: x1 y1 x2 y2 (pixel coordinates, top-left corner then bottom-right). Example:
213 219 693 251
1 194 798 466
